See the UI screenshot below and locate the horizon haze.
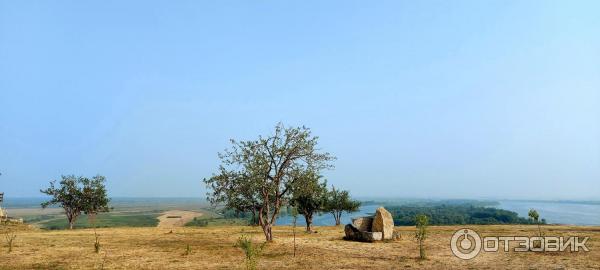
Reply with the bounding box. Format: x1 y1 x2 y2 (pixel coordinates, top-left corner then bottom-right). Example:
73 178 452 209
1 1 599 200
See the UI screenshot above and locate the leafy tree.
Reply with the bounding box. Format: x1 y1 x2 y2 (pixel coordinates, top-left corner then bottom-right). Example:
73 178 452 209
290 170 327 232
528 208 539 221
40 175 110 229
81 175 110 218
323 186 360 226
205 123 334 241
528 209 543 238
207 170 262 226
415 214 428 259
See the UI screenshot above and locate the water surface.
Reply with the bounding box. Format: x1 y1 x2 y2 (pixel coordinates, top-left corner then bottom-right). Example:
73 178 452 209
498 200 600 225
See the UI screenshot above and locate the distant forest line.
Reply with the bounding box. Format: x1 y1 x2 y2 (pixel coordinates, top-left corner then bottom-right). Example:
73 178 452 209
364 200 543 226
386 204 543 226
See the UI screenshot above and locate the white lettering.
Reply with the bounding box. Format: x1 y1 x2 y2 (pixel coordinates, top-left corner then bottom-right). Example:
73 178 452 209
483 237 499 252
560 237 574 252
530 237 544 252
545 237 559 252
574 237 589 252
515 237 529 252
498 236 514 252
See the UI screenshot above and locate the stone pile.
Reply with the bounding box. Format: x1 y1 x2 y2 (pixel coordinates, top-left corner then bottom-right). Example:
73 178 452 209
0 207 23 224
344 207 396 242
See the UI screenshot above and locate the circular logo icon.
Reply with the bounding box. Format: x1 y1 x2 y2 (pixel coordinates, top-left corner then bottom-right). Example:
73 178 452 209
451 228 482 260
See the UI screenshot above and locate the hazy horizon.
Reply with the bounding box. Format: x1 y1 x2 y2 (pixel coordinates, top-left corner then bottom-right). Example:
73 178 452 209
3 195 600 202
1 1 599 199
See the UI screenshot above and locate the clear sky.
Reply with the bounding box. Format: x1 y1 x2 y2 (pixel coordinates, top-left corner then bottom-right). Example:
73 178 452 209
1 1 598 199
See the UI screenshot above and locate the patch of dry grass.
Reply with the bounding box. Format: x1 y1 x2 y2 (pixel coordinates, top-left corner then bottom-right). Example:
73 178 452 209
0 224 598 269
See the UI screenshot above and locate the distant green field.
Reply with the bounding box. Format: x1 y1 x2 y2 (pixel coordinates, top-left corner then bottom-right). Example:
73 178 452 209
185 216 249 227
184 210 251 227
39 213 159 230
4 197 212 230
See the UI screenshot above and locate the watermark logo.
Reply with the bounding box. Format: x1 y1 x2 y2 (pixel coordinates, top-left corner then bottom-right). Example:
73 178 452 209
450 229 482 259
450 228 590 260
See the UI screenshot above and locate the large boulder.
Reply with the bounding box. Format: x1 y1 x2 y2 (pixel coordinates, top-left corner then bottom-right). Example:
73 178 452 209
351 217 373 232
372 207 394 240
344 224 360 240
360 231 382 242
344 224 382 242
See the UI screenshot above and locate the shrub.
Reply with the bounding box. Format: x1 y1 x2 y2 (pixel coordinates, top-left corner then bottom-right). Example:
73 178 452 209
94 230 101 253
184 244 191 256
5 230 17 253
415 214 428 260
235 233 265 270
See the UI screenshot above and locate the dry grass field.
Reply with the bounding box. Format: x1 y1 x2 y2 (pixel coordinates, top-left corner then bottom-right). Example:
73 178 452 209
0 223 598 269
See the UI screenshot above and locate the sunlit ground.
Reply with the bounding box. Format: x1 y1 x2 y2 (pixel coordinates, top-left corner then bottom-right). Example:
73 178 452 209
1 224 598 269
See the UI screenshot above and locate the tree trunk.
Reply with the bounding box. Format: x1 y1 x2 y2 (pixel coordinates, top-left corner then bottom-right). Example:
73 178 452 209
250 210 258 226
262 223 273 242
419 239 426 259
333 211 341 226
535 222 543 248
292 219 296 257
66 210 78 230
304 213 313 232
257 205 275 241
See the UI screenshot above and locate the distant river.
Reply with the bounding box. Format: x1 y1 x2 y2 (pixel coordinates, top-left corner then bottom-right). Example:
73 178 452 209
276 201 600 226
276 204 381 227
497 200 600 226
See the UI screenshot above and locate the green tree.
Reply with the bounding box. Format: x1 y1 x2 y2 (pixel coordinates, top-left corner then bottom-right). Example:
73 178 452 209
205 123 334 241
81 175 110 218
40 175 110 229
290 170 327 232
323 186 360 226
206 170 262 226
415 214 428 259
528 209 543 238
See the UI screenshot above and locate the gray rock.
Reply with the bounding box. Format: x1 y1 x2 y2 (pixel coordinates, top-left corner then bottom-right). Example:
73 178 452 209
344 224 360 240
351 217 373 232
360 231 383 242
344 224 383 242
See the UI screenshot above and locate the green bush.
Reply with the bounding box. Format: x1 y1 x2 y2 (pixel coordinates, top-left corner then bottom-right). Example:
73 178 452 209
235 234 265 270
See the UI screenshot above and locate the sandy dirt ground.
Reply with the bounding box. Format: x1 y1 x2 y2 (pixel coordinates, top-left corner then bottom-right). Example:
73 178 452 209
156 210 203 228
0 224 598 269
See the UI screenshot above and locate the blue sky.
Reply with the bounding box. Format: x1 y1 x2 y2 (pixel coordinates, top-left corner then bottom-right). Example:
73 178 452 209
0 1 598 199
